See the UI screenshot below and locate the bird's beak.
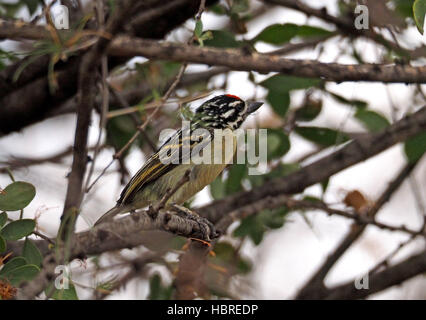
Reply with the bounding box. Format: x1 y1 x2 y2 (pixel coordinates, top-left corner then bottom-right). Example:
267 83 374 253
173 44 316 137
247 101 263 114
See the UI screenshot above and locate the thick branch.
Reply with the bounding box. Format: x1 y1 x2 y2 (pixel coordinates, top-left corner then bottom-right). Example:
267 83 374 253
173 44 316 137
199 107 426 223
17 206 215 299
108 37 426 83
1 18 424 84
296 159 421 299
0 0 218 135
324 249 426 300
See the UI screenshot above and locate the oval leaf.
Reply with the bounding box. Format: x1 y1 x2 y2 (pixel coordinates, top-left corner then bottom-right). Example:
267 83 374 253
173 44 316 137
254 23 331 45
267 90 290 118
1 219 36 241
7 264 40 286
194 20 203 38
0 256 27 276
260 75 320 92
254 23 298 45
413 0 426 34
354 109 390 132
22 238 43 267
226 164 247 194
204 30 241 48
404 131 426 163
0 181 36 211
295 126 349 146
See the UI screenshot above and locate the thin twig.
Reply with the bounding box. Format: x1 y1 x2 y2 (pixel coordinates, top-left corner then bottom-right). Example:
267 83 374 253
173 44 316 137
85 0 206 193
295 159 421 299
84 0 109 193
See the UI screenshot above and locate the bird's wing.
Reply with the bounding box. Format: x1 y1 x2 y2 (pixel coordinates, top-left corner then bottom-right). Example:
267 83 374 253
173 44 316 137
117 128 212 205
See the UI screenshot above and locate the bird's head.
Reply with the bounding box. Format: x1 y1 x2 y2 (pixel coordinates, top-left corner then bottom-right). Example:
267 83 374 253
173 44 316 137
194 94 263 130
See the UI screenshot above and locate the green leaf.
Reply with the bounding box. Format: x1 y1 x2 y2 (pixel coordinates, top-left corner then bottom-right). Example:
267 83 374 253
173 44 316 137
233 215 264 245
267 129 290 159
328 92 368 109
195 20 203 38
22 238 43 267
267 90 290 118
394 0 415 18
321 178 330 194
303 195 322 203
22 0 40 15
295 126 349 146
148 274 173 300
260 75 320 92
354 109 390 132
226 164 247 194
296 25 332 38
210 176 226 200
0 181 36 211
6 264 40 286
254 23 331 45
47 282 79 300
0 212 7 228
1 219 36 241
0 235 6 253
0 257 27 277
404 132 426 163
259 207 288 229
254 24 298 45
413 0 426 34
204 30 241 48
295 100 322 121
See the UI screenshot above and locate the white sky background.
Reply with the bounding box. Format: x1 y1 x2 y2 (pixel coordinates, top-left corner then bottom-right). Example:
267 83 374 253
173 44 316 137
0 0 425 299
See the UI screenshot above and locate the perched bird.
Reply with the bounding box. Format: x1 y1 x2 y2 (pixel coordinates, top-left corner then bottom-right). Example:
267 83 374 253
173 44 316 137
95 94 263 226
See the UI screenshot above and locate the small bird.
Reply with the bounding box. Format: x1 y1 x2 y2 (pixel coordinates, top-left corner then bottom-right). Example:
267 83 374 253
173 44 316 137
95 94 263 226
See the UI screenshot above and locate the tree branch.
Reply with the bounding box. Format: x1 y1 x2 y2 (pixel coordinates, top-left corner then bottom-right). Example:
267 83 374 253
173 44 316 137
16 205 216 299
295 159 421 299
324 248 426 299
199 106 426 224
59 0 138 241
0 0 218 135
262 0 426 59
108 37 426 83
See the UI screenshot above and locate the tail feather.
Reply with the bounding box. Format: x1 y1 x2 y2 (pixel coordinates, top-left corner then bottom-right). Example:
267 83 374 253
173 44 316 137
94 206 123 226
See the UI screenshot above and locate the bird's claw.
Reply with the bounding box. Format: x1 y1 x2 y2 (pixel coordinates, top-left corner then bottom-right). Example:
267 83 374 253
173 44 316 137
172 204 219 242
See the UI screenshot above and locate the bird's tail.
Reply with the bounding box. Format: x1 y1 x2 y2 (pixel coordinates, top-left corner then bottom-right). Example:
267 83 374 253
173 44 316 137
94 206 123 226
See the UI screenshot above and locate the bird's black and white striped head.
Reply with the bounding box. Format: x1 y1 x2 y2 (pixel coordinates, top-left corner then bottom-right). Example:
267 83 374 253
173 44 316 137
194 94 263 130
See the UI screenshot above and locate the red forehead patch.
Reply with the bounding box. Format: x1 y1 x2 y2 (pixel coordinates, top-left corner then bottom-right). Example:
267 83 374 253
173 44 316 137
225 94 241 100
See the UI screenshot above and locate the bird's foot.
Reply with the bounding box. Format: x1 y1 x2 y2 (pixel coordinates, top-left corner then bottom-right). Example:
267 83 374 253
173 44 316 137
172 204 219 242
